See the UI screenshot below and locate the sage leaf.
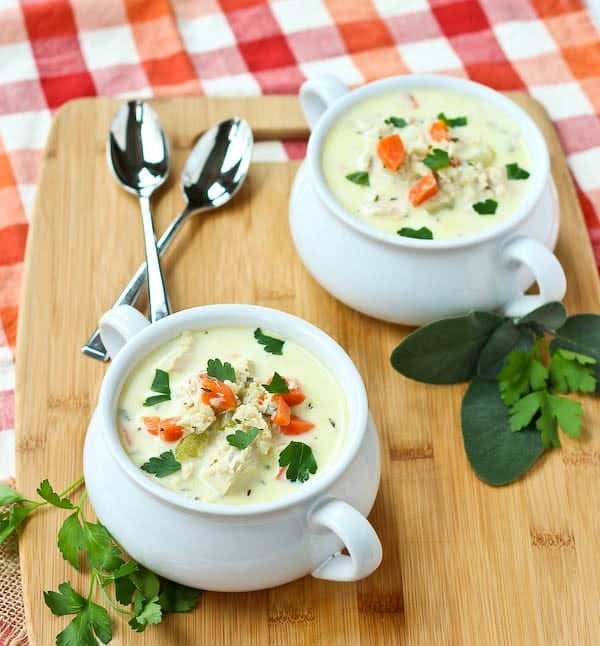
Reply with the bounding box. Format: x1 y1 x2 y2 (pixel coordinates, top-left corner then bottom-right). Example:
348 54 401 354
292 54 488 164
477 320 535 378
391 311 503 384
519 301 567 333
551 314 600 392
461 377 544 485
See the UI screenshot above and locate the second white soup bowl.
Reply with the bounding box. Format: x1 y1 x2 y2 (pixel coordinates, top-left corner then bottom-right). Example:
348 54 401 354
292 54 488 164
83 304 382 591
290 74 566 326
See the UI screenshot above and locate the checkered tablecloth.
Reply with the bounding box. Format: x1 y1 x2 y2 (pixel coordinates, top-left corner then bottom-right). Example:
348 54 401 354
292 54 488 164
1 0 600 641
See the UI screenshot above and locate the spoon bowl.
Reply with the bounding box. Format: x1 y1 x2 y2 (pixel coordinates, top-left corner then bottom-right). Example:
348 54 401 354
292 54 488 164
108 102 169 197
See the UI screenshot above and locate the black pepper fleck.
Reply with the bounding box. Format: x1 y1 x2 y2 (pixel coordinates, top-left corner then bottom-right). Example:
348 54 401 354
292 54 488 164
329 418 336 428
247 489 252 496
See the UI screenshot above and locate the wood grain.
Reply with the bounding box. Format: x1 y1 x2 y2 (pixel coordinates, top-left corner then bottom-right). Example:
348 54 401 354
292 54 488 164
15 94 600 645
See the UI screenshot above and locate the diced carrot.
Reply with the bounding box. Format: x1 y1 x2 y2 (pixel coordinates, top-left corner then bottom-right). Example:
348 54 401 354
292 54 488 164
280 416 315 435
142 416 160 436
408 174 438 206
430 120 449 142
377 134 405 171
272 395 291 427
200 375 236 412
282 388 306 406
276 466 286 479
142 416 184 442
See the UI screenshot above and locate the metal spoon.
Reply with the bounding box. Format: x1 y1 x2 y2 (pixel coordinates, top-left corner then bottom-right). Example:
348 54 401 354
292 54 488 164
82 117 254 361
108 100 171 329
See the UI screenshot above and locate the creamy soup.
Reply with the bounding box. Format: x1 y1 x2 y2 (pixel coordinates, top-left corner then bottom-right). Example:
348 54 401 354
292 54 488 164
322 88 531 240
117 327 347 505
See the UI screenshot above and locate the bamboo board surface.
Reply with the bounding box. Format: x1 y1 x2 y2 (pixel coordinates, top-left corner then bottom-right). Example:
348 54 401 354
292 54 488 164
15 93 600 645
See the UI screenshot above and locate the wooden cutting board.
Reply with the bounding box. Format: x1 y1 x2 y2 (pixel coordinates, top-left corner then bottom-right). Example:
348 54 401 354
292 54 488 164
15 93 600 645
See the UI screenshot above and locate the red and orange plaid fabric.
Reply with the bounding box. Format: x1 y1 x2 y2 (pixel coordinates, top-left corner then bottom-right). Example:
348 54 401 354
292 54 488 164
1 0 600 479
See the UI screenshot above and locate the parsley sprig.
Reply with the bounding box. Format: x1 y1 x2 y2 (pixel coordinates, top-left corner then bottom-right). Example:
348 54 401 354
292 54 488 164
143 369 171 407
141 451 181 478
279 442 318 483
254 328 285 355
206 358 236 383
262 372 289 394
422 148 450 171
226 427 259 450
0 477 200 644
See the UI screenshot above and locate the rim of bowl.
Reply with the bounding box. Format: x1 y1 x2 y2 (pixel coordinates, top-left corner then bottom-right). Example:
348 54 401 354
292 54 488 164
306 74 550 251
96 304 369 517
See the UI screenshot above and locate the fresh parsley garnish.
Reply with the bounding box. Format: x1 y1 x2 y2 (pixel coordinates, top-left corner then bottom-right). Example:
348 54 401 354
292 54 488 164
437 112 467 127
384 116 407 128
226 427 260 450
345 171 370 186
254 328 285 355
279 441 318 483
549 349 597 393
1 475 201 644
472 199 498 215
143 369 171 406
506 163 530 180
422 148 450 170
206 358 236 383
141 451 181 478
397 226 433 240
262 372 289 394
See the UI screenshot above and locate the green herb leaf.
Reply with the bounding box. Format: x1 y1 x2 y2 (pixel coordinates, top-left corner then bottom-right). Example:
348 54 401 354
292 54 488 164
519 302 567 333
58 512 85 570
84 522 122 572
131 567 161 601
129 596 162 632
461 377 544 485
472 199 498 215
477 320 535 379
56 612 97 646
87 602 112 644
254 328 285 355
206 358 236 383
391 311 503 384
397 226 433 240
437 112 467 127
262 372 289 394
549 349 597 394
422 148 450 170
44 582 87 616
158 579 202 613
506 163 530 180
114 577 136 606
498 348 548 406
0 484 26 506
536 391 559 449
111 560 138 579
143 369 171 406
345 171 370 186
37 479 75 510
384 116 407 128
226 427 259 450
141 451 181 478
551 314 600 392
279 441 317 483
547 393 583 439
0 504 33 544
509 391 543 432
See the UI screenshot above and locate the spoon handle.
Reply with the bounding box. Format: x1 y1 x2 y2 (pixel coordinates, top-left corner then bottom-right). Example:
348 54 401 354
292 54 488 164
139 194 170 323
81 207 191 361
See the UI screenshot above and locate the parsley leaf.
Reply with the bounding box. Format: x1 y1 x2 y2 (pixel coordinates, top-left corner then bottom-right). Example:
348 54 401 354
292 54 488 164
141 451 181 478
84 522 123 572
472 199 498 215
44 582 87 616
206 358 236 383
56 612 98 646
37 479 76 509
498 348 548 406
143 369 171 406
422 148 450 170
345 171 370 186
536 392 559 449
0 484 26 506
262 372 289 394
279 441 318 483
158 580 202 613
437 112 467 127
506 163 530 180
226 427 259 450
254 328 285 355
397 226 433 240
549 349 597 394
87 603 112 644
384 116 407 128
0 503 34 544
58 512 86 570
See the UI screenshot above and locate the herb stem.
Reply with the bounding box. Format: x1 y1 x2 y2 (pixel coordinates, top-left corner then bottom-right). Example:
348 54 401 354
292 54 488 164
94 572 135 617
87 571 95 601
58 476 84 500
76 490 88 512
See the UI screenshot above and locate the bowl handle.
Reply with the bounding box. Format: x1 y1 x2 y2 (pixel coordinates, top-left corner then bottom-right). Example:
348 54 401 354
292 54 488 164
300 76 349 130
501 237 567 317
99 305 150 359
310 498 382 582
